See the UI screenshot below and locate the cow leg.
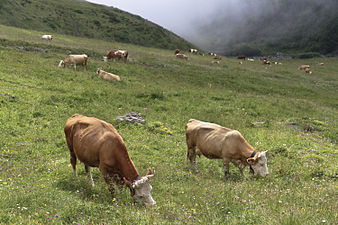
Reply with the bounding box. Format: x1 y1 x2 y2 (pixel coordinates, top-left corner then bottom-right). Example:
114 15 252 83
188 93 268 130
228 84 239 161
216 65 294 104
69 150 77 179
223 159 230 177
85 165 94 187
186 144 197 169
65 137 77 179
234 161 245 176
99 165 115 197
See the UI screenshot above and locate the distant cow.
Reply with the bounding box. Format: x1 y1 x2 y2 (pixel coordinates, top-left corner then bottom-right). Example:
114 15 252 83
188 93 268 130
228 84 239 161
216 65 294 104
42 35 52 40
263 59 271 65
176 53 188 60
174 49 180 54
64 114 156 206
305 68 312 74
185 119 269 177
189 49 198 54
247 58 254 62
208 52 217 56
104 50 128 63
214 56 222 60
58 54 88 71
237 55 246 60
318 63 324 66
211 60 220 64
96 68 120 81
298 65 310 70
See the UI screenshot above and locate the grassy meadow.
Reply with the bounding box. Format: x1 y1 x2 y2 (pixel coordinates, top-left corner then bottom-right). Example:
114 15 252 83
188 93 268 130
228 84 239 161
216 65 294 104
0 25 337 224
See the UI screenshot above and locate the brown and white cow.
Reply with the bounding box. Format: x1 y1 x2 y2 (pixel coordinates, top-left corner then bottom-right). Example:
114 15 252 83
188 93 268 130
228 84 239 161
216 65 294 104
189 49 198 54
96 68 120 81
185 119 269 177
64 114 156 206
176 53 188 60
58 54 88 71
305 67 312 74
104 50 128 63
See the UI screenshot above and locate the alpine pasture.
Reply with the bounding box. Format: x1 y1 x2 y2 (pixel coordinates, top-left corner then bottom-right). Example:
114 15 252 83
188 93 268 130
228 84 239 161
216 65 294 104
0 25 337 224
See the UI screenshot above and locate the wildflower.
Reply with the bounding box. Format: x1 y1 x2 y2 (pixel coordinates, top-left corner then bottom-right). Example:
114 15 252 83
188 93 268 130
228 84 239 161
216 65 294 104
55 214 59 218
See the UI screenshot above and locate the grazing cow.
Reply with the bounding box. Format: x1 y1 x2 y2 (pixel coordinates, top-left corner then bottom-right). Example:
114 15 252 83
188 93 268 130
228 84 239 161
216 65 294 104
64 114 156 206
211 60 220 64
42 35 53 40
237 55 246 60
247 58 254 62
96 68 120 81
298 65 310 70
104 50 128 63
189 49 198 54
174 49 180 54
185 119 269 177
305 68 312 74
176 53 188 60
58 54 88 71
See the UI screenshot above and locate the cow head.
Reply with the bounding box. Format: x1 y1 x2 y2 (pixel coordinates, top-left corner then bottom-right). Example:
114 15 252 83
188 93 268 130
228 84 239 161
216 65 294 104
96 68 101 74
58 60 65 68
247 151 269 177
103 56 108 62
124 168 156 206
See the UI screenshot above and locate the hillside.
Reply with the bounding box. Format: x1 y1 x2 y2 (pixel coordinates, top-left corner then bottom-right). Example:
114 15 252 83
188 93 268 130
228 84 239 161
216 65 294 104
191 0 338 56
0 0 194 50
0 25 337 224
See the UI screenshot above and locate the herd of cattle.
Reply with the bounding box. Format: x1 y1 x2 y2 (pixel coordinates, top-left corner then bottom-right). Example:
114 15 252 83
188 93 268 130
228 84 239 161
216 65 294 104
40 34 321 206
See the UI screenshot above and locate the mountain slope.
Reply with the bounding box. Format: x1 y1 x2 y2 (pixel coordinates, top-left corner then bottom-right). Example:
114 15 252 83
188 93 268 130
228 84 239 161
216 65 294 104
0 0 194 50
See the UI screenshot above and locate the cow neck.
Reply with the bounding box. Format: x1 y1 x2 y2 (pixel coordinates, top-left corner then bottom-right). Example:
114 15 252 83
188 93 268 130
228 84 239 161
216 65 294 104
119 147 140 182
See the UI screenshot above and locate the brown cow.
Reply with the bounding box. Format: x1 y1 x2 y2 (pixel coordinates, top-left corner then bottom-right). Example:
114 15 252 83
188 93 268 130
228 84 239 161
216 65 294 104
176 53 188 60
64 114 156 206
237 55 246 60
96 68 120 81
104 50 128 63
174 49 180 54
185 119 269 177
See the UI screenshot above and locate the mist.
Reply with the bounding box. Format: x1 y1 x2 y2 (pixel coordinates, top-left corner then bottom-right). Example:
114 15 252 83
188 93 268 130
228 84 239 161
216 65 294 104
87 0 338 55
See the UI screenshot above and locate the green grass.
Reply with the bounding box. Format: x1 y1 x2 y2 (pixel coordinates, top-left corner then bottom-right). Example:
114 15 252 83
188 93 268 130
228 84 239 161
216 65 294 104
0 25 337 224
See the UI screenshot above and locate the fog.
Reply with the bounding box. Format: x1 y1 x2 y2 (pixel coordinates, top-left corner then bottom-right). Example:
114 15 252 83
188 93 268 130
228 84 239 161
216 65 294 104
86 0 338 54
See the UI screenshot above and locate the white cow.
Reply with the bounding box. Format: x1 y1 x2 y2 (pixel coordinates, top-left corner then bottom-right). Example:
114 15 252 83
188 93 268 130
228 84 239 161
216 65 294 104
58 54 88 71
42 35 53 40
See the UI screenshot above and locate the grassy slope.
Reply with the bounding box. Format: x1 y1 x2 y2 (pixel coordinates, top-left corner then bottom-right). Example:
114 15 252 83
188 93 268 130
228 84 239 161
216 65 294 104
0 0 194 50
0 25 337 224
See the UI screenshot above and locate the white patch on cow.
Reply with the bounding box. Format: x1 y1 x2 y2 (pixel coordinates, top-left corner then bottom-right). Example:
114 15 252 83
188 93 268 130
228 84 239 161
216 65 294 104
251 151 269 177
133 175 156 206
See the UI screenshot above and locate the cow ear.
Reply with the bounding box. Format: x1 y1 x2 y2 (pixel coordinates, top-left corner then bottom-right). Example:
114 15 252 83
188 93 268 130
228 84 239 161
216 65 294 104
123 177 132 187
146 168 153 176
247 157 257 165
